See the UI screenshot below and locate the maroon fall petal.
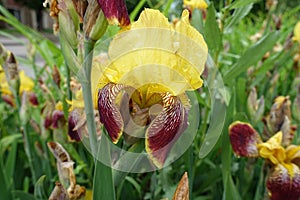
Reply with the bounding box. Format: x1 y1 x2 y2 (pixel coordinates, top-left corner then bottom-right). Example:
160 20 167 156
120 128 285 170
267 164 300 200
52 110 65 128
145 93 186 168
44 114 53 129
28 92 39 106
97 0 130 27
68 110 82 142
229 121 262 157
98 83 125 144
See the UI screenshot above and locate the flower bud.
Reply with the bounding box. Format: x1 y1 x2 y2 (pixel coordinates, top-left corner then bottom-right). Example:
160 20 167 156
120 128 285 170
3 53 20 97
72 0 88 22
20 92 30 125
247 88 265 124
83 0 108 41
58 0 80 48
293 85 300 122
52 65 61 88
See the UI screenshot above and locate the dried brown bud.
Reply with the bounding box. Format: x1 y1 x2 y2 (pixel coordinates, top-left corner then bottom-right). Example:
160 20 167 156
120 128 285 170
172 172 189 200
52 65 61 88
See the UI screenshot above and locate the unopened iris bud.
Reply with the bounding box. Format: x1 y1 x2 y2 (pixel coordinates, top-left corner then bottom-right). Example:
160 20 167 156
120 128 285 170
3 53 20 96
0 43 8 65
20 92 30 125
52 65 61 88
293 85 300 122
247 88 265 124
72 0 88 22
97 0 130 27
83 0 108 41
58 0 80 48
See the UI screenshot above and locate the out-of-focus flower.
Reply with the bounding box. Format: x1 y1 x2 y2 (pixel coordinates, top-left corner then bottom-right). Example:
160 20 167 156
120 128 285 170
0 62 34 107
293 21 300 43
183 0 208 11
96 9 207 168
97 0 130 27
229 122 300 200
52 101 65 128
67 53 108 111
0 69 34 96
263 96 296 146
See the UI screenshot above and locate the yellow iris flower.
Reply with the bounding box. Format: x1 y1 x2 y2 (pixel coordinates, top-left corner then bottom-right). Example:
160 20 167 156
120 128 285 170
0 65 34 95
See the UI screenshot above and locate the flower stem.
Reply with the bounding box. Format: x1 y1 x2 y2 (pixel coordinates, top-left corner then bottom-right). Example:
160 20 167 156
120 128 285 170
81 38 98 156
14 91 37 183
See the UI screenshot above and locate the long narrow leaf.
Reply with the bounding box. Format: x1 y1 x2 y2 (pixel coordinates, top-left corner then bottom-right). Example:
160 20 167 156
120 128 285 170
93 136 116 200
224 31 280 83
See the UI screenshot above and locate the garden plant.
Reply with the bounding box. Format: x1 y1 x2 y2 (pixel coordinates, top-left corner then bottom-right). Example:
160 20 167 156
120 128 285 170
1 0 300 199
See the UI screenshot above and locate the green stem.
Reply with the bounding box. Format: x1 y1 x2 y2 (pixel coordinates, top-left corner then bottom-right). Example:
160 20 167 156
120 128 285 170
22 123 37 183
13 88 37 183
66 64 72 101
81 38 98 156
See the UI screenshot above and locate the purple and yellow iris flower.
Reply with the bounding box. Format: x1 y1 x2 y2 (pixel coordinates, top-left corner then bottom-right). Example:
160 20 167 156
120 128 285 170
229 121 300 199
70 8 208 168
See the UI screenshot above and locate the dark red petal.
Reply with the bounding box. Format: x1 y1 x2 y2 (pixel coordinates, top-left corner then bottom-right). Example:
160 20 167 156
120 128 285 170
229 121 262 157
98 0 130 27
145 93 186 168
52 110 65 128
98 83 125 144
267 164 300 200
28 92 39 106
68 110 82 142
44 114 53 129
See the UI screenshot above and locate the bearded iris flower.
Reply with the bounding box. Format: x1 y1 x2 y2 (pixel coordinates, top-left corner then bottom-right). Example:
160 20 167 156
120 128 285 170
94 8 208 168
229 122 300 200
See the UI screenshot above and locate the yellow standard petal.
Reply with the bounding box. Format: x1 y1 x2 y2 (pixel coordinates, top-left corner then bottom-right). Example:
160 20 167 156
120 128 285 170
96 8 208 96
257 131 286 165
293 21 300 43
